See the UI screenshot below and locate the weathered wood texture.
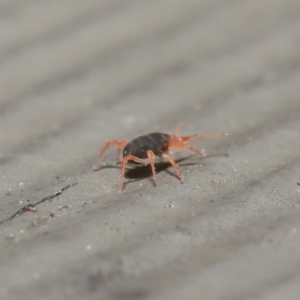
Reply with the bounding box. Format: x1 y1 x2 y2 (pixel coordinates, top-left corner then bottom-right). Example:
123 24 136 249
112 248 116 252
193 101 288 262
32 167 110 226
1 1 300 299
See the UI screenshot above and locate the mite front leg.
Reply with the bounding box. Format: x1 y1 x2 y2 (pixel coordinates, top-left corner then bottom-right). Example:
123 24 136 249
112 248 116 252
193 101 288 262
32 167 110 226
162 153 184 183
175 144 205 157
174 122 186 136
93 140 127 170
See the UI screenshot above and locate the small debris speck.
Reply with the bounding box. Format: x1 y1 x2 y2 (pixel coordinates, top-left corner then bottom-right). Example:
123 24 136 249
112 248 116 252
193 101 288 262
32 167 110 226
27 206 37 212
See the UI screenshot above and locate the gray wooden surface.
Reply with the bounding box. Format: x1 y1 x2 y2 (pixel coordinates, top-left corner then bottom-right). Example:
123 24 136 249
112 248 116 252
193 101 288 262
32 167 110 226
1 1 300 299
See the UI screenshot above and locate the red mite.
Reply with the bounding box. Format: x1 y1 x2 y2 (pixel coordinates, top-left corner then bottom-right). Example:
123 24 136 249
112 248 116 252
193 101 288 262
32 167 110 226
93 124 226 191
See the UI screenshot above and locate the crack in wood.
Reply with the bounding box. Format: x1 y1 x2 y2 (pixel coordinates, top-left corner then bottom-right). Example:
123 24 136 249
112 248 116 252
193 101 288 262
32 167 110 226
0 182 78 226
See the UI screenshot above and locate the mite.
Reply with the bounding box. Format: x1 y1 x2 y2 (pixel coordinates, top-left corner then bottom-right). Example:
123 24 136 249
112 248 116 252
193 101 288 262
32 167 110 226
93 124 226 191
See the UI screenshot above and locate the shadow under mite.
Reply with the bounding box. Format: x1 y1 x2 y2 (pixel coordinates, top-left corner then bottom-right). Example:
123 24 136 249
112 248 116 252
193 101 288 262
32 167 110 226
95 153 228 184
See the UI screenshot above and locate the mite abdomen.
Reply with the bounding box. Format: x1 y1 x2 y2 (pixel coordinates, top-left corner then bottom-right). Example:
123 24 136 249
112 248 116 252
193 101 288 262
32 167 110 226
123 133 170 159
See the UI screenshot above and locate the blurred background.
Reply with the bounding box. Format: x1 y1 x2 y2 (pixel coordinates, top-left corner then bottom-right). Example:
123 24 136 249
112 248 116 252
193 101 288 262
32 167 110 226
1 1 300 299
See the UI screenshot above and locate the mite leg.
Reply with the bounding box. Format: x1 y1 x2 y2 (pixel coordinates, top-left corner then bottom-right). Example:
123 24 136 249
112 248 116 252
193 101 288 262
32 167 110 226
181 132 227 143
162 153 184 183
93 140 127 170
172 144 205 157
168 132 226 151
175 122 186 136
146 150 157 181
120 155 149 191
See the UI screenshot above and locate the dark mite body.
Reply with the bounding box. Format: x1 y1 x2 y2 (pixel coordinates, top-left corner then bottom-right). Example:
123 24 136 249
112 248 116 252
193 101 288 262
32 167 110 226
93 124 226 191
123 133 170 159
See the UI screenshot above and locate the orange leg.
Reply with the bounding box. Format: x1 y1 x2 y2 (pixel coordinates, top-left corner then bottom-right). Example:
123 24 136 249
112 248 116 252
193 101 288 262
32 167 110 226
120 155 150 191
180 132 226 143
195 132 225 140
119 151 157 191
93 139 128 170
173 122 227 142
169 133 226 151
175 122 186 136
177 144 205 157
162 153 184 183
146 150 157 181
164 132 226 183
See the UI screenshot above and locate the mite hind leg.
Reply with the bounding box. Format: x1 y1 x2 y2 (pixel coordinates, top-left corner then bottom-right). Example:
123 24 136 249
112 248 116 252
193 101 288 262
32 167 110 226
93 140 128 170
119 151 157 191
120 155 150 191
